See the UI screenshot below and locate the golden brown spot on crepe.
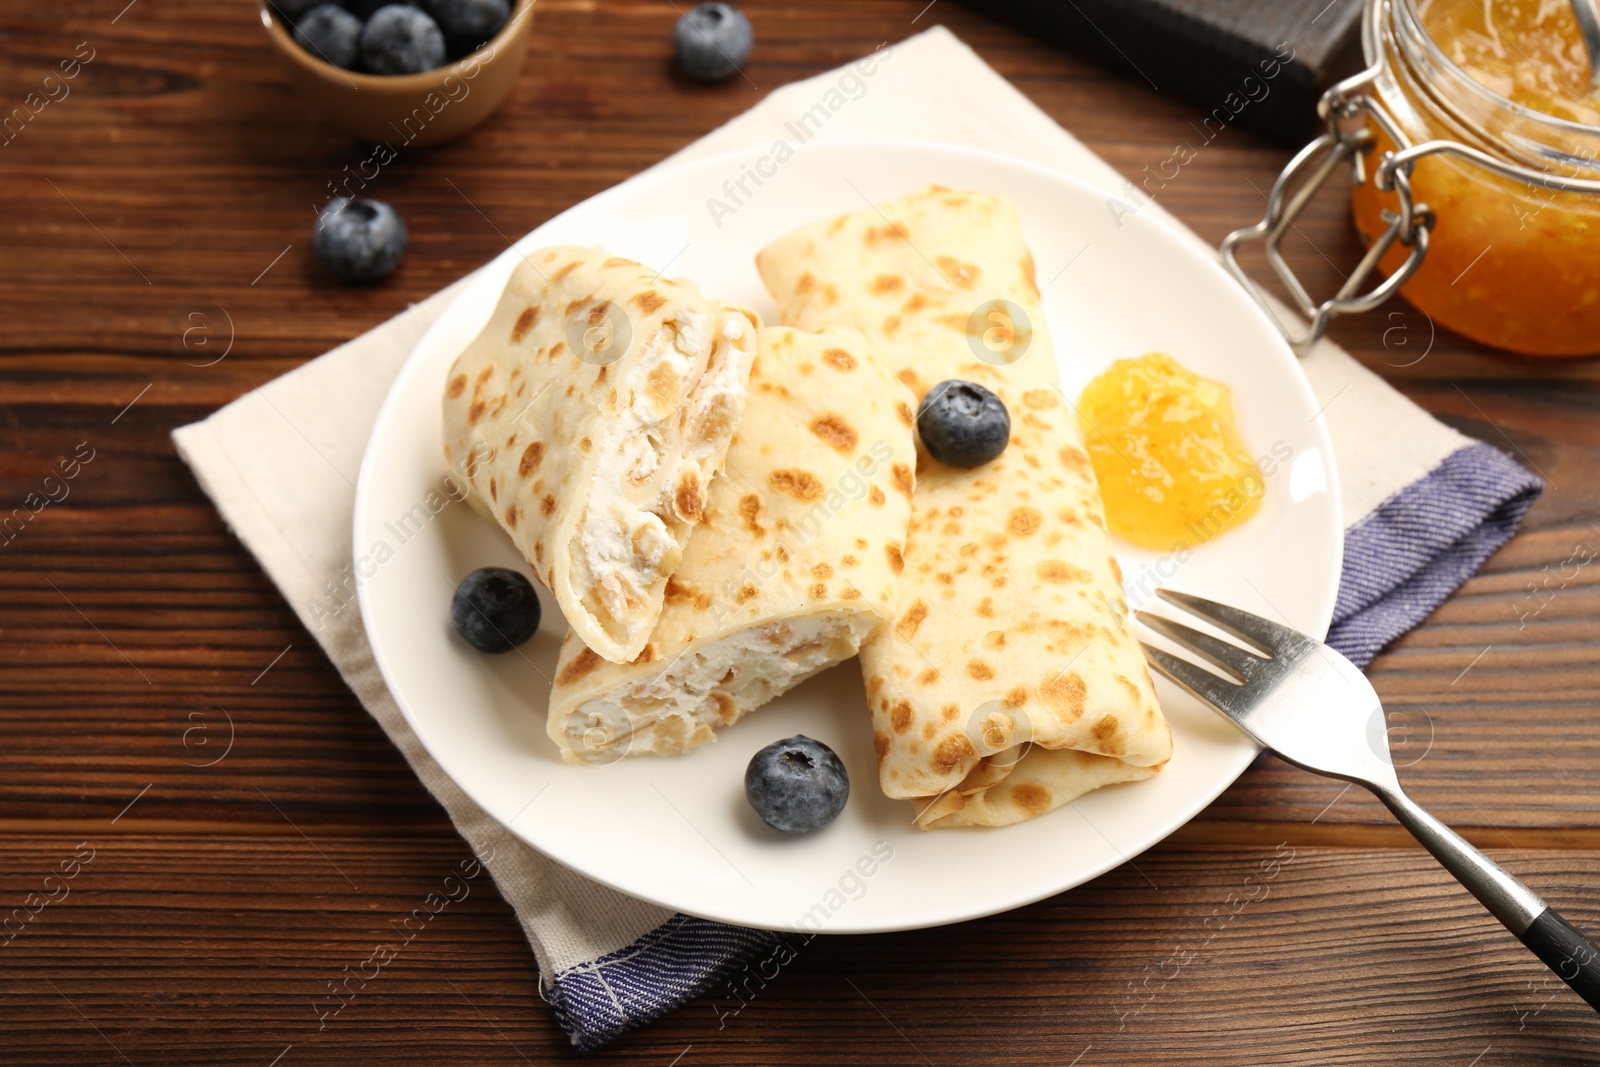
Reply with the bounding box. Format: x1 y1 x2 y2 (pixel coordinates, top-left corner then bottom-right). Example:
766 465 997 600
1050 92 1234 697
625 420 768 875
941 704 960 723
632 290 667 314
810 414 858 452
841 587 861 600
922 722 939 740
868 485 886 506
1012 783 1050 816
600 256 632 269
882 314 902 337
551 261 580 284
867 675 884 698
664 577 698 603
1042 670 1087 720
674 477 704 522
967 660 995 681
447 373 468 398
555 647 601 685
712 692 737 723
468 400 488 424
646 359 679 411
738 493 765 535
886 544 904 574
564 298 584 320
897 367 922 393
1088 511 1105 529
1059 446 1090 471
983 630 1006 649
873 730 890 761
504 505 518 529
487 477 499 503
892 464 914 499
632 643 659 666
841 554 857 568
1092 714 1121 742
518 442 544 477
776 544 790 562
508 307 540 343
821 347 856 371
1037 559 1091 583
795 271 817 294
1056 509 1081 527
736 583 759 604
980 712 1012 748
895 599 927 640
871 274 904 294
806 582 825 599
976 597 995 618
1004 685 1029 709
579 436 592 453
769 469 823 500
531 542 544 566
1022 389 1058 410
890 701 913 734
811 562 833 580
918 669 940 686
821 284 839 307
1109 557 1124 585
540 494 556 517
935 255 980 289
932 734 975 775
1008 506 1043 536
865 223 911 245
1117 674 1144 706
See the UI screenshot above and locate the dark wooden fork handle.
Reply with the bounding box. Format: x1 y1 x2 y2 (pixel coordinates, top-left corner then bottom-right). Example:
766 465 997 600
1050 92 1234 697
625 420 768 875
1523 907 1600 1012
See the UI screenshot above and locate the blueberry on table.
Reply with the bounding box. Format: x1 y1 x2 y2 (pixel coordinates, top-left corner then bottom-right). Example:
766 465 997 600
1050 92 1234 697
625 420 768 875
673 3 753 83
428 0 510 47
745 735 849 834
292 4 363 70
361 4 447 74
313 197 407 283
916 379 1011 468
452 567 541 653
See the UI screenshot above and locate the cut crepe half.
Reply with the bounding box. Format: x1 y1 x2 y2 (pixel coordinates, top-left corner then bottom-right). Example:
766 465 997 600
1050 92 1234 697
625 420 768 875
756 185 1172 829
548 324 917 766
442 246 759 664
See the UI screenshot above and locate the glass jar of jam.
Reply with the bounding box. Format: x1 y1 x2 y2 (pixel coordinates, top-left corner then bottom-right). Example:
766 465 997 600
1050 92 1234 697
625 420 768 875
1223 0 1600 358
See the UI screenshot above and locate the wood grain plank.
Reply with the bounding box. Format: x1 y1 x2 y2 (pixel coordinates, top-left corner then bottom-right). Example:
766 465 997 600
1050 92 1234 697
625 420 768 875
3 835 1599 1064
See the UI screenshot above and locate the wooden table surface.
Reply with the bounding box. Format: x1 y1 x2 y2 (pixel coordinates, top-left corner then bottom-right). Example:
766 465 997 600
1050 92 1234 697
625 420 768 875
4 0 1599 1063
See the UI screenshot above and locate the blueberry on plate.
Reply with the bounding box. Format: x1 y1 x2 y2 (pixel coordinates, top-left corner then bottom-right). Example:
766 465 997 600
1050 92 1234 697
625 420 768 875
673 3 752 83
451 567 541 653
361 4 447 74
745 735 849 834
293 4 363 70
313 197 407 283
428 0 509 47
916 379 1011 468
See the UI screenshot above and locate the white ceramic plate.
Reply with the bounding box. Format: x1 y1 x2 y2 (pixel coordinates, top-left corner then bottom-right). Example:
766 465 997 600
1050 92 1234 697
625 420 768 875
355 140 1342 934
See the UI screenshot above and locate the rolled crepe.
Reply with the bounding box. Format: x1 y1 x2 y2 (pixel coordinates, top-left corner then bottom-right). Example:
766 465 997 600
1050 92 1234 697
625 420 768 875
756 186 1172 829
442 247 759 664
548 325 917 765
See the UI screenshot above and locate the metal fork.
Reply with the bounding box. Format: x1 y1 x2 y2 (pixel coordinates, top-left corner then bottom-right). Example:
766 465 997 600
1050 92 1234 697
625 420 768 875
1139 588 1600 1014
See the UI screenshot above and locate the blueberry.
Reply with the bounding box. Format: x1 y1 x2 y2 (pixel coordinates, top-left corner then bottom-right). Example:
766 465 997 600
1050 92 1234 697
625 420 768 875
673 3 752 83
314 197 407 283
452 567 541 653
916 380 1010 468
293 4 363 70
271 0 323 19
341 0 420 17
428 0 509 48
361 4 447 74
744 735 849 834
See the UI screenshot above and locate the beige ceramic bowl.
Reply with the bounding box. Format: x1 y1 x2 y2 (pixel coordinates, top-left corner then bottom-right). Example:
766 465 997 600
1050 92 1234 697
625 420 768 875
259 0 534 147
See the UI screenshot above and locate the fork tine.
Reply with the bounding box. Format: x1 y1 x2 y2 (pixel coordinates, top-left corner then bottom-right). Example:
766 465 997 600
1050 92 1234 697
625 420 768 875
1154 588 1300 656
1139 641 1244 711
1137 611 1260 681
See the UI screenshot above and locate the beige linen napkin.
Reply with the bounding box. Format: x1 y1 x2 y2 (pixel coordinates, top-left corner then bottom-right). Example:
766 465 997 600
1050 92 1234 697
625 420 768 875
175 25 1522 1049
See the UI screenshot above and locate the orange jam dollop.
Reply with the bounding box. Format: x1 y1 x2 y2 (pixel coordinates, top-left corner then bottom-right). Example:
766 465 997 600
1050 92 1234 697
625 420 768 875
1421 0 1600 126
1076 353 1264 551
